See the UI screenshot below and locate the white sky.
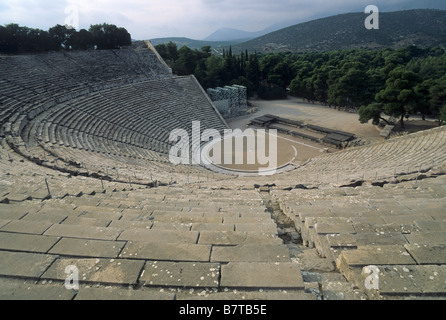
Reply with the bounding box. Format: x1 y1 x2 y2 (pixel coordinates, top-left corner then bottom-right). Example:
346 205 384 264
0 0 444 40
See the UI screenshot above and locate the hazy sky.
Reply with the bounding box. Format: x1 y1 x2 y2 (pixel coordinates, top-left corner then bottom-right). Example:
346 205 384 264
1 0 445 40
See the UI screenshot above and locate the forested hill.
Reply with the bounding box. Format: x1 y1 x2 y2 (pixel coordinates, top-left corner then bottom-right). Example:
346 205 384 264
233 9 446 53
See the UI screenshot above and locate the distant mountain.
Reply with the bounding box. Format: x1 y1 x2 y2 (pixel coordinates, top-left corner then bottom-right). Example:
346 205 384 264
149 37 238 52
231 9 446 53
203 25 283 42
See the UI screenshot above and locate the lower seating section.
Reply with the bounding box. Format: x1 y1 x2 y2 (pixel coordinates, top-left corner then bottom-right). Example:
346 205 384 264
273 174 446 299
0 179 314 300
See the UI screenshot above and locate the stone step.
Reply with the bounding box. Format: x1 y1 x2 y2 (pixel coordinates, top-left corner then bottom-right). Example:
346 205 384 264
140 261 220 288
118 228 199 244
120 241 211 262
0 231 59 253
197 231 283 246
220 262 304 290
0 278 76 300
0 251 57 279
210 244 290 262
48 238 126 259
44 224 123 241
362 265 446 298
41 257 145 286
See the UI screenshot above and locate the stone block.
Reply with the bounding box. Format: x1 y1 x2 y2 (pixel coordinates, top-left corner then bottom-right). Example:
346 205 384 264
220 262 304 289
337 245 416 268
44 224 122 241
404 232 446 244
211 244 290 262
140 261 220 288
118 228 199 244
42 258 144 286
0 231 59 253
0 278 75 300
0 251 57 279
74 287 175 300
49 238 126 258
197 231 282 245
369 265 446 296
404 244 446 264
120 241 211 262
0 220 53 235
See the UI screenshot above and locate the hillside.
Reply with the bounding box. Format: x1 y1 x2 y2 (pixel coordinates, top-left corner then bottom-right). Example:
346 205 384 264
232 9 446 53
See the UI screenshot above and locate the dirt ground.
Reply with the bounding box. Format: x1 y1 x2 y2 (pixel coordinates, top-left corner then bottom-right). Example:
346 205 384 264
228 96 439 143
227 96 382 142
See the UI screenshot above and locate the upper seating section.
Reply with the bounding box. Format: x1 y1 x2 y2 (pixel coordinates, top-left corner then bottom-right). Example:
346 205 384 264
0 47 172 131
0 46 230 186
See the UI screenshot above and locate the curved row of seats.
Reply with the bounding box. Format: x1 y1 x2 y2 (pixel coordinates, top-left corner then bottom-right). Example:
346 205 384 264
296 126 446 182
0 47 230 186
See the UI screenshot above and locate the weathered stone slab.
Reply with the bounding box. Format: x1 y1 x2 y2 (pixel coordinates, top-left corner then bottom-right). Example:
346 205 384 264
404 244 446 264
21 212 67 223
119 212 154 222
74 287 175 300
220 262 304 289
0 251 57 278
197 231 282 245
118 228 199 244
62 217 111 227
44 224 122 241
235 223 277 234
315 222 356 235
151 222 191 231
404 232 446 244
223 216 272 223
109 220 153 229
0 231 59 253
0 204 32 220
140 261 220 288
76 211 122 221
49 238 126 258
0 278 75 300
211 244 290 262
183 289 316 300
337 245 416 267
120 241 211 262
1 220 53 235
42 258 144 285
325 232 408 250
382 215 433 224
415 220 446 232
191 223 234 232
370 265 446 295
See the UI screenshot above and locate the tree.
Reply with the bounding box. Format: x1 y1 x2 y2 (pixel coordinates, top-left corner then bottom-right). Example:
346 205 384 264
89 23 131 49
430 76 446 123
49 24 75 50
245 52 261 90
372 67 423 128
68 29 94 50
